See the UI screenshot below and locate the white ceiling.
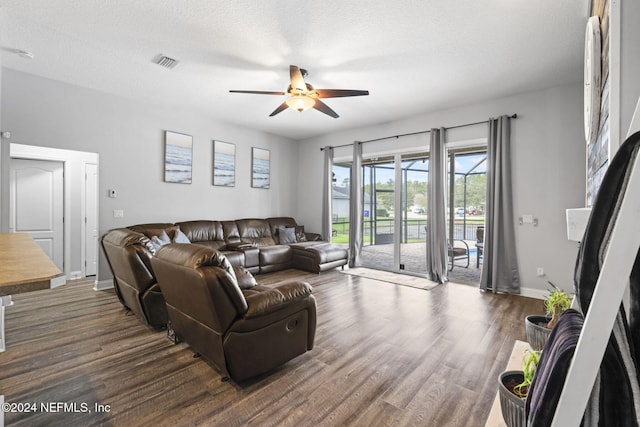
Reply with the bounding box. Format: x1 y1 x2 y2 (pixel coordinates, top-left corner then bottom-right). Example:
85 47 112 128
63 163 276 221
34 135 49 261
0 1 587 140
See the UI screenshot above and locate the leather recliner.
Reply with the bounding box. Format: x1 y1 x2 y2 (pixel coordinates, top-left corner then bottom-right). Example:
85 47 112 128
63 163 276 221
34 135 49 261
100 228 168 328
151 243 316 382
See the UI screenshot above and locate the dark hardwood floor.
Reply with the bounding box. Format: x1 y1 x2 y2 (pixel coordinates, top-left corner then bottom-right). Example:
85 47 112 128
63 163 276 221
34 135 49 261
0 270 542 426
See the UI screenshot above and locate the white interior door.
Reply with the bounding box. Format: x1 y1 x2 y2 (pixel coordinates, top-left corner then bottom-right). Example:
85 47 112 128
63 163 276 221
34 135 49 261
10 159 64 270
84 163 98 276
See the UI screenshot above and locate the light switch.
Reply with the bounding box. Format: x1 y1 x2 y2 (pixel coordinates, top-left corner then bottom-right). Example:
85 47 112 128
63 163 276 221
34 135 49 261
113 210 124 218
108 189 117 198
522 214 534 224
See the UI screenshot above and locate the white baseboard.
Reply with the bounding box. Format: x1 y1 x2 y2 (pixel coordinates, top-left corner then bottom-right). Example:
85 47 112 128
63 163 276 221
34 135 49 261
519 286 547 300
94 279 114 291
50 275 67 289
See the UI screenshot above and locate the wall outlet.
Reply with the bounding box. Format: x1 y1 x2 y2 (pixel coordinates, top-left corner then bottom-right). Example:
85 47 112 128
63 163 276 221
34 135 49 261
536 267 545 277
113 209 124 218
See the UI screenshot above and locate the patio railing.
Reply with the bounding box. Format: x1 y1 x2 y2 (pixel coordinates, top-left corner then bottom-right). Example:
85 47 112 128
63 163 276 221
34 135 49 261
332 219 484 244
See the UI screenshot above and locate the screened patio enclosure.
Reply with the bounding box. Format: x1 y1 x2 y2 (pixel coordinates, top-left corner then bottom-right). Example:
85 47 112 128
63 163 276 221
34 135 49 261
332 148 486 283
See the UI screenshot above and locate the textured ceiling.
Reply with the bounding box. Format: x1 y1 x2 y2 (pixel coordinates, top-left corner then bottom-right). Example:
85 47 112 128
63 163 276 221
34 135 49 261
0 1 586 140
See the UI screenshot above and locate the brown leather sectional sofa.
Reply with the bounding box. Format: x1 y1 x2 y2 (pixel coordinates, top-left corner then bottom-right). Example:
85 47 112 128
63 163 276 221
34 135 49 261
101 217 342 380
101 217 347 329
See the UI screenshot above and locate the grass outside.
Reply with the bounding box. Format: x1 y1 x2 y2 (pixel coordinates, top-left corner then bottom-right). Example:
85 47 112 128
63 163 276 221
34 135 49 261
331 215 484 244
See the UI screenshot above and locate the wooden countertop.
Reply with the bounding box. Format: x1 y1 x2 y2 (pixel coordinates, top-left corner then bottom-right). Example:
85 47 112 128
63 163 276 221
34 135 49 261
0 233 62 295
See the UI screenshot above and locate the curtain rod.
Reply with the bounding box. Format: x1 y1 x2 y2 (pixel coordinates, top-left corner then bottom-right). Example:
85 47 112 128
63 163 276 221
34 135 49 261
320 113 517 151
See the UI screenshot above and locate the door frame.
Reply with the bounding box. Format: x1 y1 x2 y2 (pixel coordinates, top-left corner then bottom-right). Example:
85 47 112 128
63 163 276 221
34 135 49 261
82 161 98 277
9 144 99 281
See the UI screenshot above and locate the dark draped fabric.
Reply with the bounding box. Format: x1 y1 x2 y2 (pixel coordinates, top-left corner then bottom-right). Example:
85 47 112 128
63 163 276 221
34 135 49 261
526 130 640 426
526 309 584 427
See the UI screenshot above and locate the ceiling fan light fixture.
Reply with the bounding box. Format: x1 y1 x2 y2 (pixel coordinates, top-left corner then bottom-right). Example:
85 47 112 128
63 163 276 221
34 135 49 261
286 95 315 112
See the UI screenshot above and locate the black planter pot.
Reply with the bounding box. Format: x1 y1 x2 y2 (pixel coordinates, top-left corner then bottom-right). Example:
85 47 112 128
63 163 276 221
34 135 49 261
498 370 526 427
525 315 552 351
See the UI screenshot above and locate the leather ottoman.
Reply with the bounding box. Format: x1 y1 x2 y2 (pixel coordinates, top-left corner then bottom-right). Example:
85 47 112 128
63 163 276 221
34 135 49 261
291 242 348 273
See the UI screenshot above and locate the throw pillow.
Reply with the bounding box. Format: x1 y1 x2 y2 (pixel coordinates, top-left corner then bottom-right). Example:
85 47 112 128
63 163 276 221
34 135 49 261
278 226 297 244
233 266 258 289
295 225 307 242
173 228 191 244
149 230 171 253
142 225 180 240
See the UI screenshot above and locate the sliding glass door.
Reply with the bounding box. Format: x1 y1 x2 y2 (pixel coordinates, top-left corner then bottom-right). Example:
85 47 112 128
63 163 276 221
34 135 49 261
361 157 395 271
446 148 487 283
399 155 428 274
357 153 429 276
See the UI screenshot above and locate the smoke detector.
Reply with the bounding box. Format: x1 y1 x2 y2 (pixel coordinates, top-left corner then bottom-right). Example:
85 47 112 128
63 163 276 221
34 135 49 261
154 54 179 69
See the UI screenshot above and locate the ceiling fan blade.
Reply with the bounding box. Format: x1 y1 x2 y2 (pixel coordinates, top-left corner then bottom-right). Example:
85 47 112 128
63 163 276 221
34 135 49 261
290 65 307 93
230 90 286 95
313 99 339 118
269 102 289 117
315 89 369 98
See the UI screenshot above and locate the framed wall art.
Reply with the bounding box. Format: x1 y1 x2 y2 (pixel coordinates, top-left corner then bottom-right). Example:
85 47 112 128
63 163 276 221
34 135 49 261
164 131 193 184
213 140 236 186
251 147 270 189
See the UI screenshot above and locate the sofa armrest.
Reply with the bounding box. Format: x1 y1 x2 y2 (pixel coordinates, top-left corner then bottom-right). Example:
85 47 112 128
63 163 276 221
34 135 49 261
243 281 313 318
304 232 322 241
226 242 255 250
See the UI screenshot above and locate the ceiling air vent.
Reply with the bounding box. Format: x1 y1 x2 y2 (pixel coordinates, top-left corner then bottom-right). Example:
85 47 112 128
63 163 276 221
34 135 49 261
154 54 179 69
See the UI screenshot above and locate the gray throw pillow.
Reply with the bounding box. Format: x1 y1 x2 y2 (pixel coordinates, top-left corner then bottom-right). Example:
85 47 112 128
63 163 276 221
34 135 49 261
149 230 171 253
173 228 191 244
278 227 297 244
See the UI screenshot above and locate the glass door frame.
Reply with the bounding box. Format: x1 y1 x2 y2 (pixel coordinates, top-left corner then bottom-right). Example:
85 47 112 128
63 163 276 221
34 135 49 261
359 152 429 278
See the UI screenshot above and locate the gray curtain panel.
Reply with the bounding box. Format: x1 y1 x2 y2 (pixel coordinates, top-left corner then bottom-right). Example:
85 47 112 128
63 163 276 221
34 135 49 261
348 142 363 268
480 115 520 293
426 128 448 283
322 146 334 241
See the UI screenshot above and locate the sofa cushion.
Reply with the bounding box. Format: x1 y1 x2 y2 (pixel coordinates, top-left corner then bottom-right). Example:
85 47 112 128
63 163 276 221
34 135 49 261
222 221 241 245
237 218 276 246
259 245 292 266
267 217 298 244
176 220 223 243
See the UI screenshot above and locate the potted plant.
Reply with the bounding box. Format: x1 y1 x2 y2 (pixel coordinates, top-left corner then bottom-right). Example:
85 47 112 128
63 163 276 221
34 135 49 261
498 349 540 427
525 281 571 351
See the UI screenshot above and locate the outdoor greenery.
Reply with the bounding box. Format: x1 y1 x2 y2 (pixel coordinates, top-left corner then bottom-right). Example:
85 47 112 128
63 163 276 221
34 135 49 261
454 174 486 213
363 174 486 214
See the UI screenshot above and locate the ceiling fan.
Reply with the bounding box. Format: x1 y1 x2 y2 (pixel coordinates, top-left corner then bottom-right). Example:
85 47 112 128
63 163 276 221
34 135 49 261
230 65 369 118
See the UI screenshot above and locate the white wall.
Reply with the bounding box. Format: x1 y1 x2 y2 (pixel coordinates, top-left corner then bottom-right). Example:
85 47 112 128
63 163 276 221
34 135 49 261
1 69 298 281
296 83 586 296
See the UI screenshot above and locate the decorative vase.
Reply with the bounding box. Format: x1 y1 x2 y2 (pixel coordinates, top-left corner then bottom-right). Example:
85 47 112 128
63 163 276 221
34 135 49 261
498 370 526 427
525 315 551 351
